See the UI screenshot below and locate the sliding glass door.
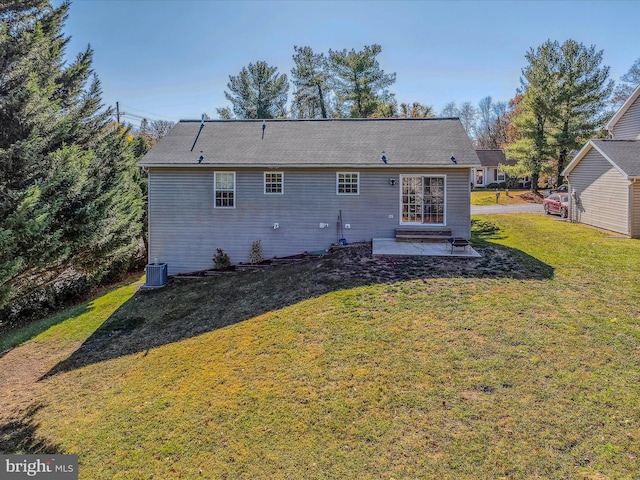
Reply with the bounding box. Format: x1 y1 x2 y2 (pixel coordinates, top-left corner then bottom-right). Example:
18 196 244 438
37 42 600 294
401 175 445 225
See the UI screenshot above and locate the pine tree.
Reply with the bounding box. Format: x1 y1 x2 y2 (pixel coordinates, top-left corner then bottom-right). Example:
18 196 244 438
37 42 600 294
290 45 331 119
0 1 142 318
552 40 613 186
327 44 396 118
506 40 613 190
218 61 288 119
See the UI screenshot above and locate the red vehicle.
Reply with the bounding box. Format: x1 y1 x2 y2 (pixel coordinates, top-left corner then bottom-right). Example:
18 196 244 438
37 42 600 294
543 193 569 218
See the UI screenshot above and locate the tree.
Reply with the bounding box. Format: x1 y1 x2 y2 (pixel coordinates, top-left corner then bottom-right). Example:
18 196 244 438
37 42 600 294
150 119 174 140
399 102 435 118
611 57 640 108
217 107 232 120
475 96 509 148
505 42 561 191
439 101 476 136
218 61 288 119
506 39 613 190
0 0 143 318
552 40 613 186
327 44 396 118
440 101 458 117
457 102 477 137
290 45 330 118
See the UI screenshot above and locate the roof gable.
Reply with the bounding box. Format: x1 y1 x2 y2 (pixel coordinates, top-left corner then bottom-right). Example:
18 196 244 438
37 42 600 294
607 83 640 132
563 139 640 178
140 118 481 168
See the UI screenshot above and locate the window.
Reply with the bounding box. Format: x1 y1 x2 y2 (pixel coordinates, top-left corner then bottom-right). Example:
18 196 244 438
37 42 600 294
264 172 283 194
214 172 235 208
337 172 359 195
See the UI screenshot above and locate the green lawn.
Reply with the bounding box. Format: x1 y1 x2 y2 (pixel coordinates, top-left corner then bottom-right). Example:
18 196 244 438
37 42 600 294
471 189 539 205
2 214 639 479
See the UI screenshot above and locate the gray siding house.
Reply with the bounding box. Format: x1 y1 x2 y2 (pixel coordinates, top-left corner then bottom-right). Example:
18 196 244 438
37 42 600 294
562 84 640 237
140 118 480 274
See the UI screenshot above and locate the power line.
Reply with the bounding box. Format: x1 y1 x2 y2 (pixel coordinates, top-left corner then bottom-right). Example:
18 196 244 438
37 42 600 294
120 104 172 120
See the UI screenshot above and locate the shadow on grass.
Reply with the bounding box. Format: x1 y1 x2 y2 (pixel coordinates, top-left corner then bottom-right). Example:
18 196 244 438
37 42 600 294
42 226 553 379
0 403 61 454
0 304 92 359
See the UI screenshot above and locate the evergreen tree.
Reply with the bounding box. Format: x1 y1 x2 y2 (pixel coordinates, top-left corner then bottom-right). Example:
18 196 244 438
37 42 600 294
327 44 396 118
0 1 142 318
553 40 613 186
290 45 331 119
506 40 613 190
218 61 288 119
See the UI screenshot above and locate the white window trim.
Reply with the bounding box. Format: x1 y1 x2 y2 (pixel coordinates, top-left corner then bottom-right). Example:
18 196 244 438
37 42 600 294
336 172 360 195
214 171 236 209
264 171 284 195
399 174 447 226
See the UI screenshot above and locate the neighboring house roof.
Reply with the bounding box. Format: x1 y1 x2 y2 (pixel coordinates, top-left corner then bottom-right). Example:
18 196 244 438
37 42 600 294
607 83 640 131
140 118 481 168
474 149 516 167
562 139 640 178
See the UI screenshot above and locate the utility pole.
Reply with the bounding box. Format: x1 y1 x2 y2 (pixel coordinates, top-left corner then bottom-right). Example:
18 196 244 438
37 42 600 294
116 101 120 124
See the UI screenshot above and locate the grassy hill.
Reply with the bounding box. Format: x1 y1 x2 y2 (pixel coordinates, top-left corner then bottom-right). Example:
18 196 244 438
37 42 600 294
1 214 639 479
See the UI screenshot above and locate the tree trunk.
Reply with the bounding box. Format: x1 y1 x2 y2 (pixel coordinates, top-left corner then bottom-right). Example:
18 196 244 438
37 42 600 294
316 83 327 119
557 148 568 187
531 172 539 193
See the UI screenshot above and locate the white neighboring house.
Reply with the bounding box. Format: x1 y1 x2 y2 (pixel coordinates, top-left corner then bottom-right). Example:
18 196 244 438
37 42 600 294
471 149 530 188
562 84 640 237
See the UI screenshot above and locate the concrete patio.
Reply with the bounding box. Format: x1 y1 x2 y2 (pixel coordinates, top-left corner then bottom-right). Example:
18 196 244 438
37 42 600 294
372 238 481 258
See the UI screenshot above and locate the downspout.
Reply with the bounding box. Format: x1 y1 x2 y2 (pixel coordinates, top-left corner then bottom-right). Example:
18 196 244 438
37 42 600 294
631 178 638 238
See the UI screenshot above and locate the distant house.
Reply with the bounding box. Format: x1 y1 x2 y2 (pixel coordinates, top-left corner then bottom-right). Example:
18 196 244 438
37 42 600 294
472 149 529 188
562 84 640 237
139 118 480 274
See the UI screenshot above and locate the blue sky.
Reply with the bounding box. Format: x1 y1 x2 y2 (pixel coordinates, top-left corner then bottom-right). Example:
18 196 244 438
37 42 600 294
61 0 640 127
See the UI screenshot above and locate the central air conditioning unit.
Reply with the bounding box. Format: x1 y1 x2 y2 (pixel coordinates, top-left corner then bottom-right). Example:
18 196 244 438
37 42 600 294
144 262 168 288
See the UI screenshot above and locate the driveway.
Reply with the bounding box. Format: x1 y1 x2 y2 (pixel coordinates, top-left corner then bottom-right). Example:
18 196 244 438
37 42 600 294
471 203 543 215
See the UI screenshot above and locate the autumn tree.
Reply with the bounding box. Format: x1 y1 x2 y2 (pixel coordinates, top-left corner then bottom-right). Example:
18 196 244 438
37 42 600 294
611 57 640 108
399 102 435 118
440 102 458 117
440 101 477 136
327 44 396 118
475 96 509 148
217 61 288 119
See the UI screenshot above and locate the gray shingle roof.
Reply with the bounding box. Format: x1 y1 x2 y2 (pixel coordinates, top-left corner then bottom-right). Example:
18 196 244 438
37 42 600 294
474 149 516 167
592 140 640 177
139 118 480 168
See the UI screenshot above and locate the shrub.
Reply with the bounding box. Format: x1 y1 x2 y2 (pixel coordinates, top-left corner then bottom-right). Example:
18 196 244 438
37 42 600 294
212 248 231 270
249 240 263 265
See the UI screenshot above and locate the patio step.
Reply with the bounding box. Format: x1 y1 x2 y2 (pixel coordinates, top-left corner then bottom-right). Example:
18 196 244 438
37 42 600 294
395 228 452 243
